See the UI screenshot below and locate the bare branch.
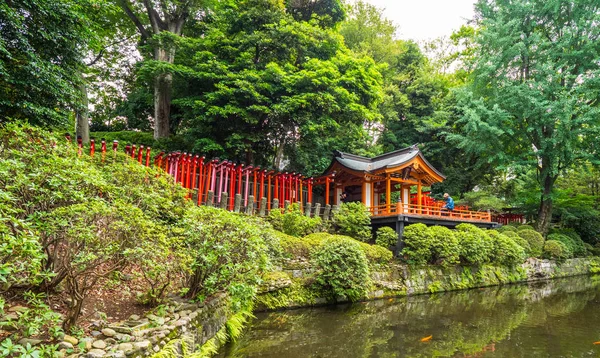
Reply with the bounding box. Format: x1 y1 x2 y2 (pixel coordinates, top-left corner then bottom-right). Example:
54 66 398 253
118 0 150 40
86 34 137 66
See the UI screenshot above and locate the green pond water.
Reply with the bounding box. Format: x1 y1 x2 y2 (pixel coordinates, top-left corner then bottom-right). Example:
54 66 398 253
220 275 600 357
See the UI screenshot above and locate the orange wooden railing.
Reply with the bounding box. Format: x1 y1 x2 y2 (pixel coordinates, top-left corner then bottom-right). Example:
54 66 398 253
368 203 492 222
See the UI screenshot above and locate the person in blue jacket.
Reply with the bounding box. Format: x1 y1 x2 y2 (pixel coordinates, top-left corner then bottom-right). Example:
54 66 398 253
442 193 455 212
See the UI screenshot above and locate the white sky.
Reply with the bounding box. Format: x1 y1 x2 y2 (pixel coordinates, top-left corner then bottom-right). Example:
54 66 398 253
359 0 477 41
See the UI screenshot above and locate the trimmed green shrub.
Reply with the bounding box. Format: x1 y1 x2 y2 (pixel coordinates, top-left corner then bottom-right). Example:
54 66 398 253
267 203 322 237
428 226 460 266
518 230 544 257
517 225 535 231
548 229 587 257
543 240 570 260
311 236 370 301
304 233 392 266
502 230 532 256
455 229 493 265
180 206 269 303
281 232 330 258
375 226 397 248
503 230 518 238
401 224 433 265
358 241 393 266
455 223 481 233
332 202 372 242
498 225 517 233
546 234 575 258
487 231 526 266
511 235 532 256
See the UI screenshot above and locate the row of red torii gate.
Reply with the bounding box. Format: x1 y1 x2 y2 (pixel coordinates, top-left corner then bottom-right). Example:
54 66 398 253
77 136 495 225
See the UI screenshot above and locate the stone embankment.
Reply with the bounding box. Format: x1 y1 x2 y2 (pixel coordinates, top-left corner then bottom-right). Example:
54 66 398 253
54 294 228 358
256 257 599 310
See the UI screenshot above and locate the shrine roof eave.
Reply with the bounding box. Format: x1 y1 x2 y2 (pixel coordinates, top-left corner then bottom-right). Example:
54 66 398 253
321 146 446 182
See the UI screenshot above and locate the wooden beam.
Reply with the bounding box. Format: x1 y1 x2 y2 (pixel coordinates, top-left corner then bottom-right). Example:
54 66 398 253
417 179 422 214
386 173 391 212
325 176 330 206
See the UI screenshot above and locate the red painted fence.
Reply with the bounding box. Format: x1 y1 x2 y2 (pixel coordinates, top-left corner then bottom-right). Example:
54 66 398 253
70 135 316 212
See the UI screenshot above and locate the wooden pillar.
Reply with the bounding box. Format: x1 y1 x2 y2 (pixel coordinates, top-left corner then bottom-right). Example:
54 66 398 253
325 176 330 206
417 179 422 214
386 174 391 212
299 179 304 211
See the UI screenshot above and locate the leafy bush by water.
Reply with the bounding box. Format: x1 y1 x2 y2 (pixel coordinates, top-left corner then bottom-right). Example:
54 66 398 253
428 226 460 266
267 203 321 237
332 202 372 242
487 230 526 266
455 224 493 265
543 240 569 260
401 224 434 265
311 236 370 301
375 226 397 248
548 229 587 257
179 206 269 304
518 230 544 257
517 225 535 231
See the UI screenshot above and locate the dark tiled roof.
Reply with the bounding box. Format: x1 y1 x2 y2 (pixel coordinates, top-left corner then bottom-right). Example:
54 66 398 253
328 145 445 179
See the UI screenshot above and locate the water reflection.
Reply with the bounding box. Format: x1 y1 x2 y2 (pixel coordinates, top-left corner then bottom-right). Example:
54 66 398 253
220 276 600 357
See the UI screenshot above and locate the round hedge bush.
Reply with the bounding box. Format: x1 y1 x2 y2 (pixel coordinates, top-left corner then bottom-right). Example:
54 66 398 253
498 225 517 233
401 223 433 265
518 230 544 257
375 226 397 248
546 234 574 258
548 230 587 257
543 240 569 260
311 236 370 301
428 226 460 266
487 230 526 266
456 229 493 265
517 225 535 231
332 202 372 242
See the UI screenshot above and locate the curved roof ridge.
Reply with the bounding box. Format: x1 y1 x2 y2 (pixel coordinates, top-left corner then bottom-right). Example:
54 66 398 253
371 145 418 161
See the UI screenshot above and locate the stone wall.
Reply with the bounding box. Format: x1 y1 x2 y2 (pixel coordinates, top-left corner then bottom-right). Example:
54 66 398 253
62 294 229 358
255 257 598 311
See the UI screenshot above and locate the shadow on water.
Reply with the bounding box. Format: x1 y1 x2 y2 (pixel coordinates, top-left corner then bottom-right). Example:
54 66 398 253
219 276 600 358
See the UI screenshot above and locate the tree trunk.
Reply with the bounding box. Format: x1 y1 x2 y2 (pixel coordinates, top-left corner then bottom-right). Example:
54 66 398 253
153 47 174 139
536 170 556 236
273 137 286 170
75 82 90 143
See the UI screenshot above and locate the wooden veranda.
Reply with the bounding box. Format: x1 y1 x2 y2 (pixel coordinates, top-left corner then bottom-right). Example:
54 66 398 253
313 146 493 224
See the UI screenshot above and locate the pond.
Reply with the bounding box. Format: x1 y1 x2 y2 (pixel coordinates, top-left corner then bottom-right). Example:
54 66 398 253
219 275 600 357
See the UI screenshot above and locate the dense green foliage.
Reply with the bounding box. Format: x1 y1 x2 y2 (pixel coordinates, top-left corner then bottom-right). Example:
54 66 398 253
427 226 460 266
487 230 526 266
267 203 322 237
332 202 372 242
403 223 527 266
311 236 370 301
178 206 269 303
375 226 397 248
543 240 570 260
452 0 600 234
0 0 96 125
455 224 493 265
517 230 545 258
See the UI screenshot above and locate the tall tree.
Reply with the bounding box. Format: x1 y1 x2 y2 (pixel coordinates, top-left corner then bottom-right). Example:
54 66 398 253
451 0 600 234
0 0 95 126
117 0 210 139
171 0 383 171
